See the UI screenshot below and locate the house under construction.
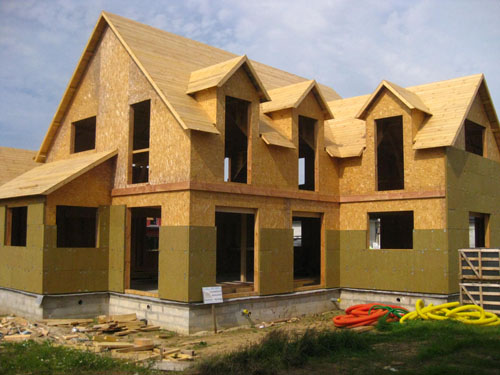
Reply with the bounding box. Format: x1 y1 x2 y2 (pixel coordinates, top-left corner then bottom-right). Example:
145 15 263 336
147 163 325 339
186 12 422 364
0 12 499 333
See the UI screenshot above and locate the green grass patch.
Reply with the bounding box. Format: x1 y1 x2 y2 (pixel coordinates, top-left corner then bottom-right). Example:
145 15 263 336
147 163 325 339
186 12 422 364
196 321 500 375
196 328 369 375
0 340 159 375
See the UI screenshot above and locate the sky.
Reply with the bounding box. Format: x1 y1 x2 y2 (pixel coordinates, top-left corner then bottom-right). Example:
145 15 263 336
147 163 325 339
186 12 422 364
1 0 499 150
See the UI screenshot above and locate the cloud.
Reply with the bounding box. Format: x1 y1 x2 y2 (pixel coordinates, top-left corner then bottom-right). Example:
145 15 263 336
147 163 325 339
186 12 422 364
0 0 499 149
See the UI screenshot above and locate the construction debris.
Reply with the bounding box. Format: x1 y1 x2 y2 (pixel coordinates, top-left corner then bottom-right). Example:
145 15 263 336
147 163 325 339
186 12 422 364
0 313 196 365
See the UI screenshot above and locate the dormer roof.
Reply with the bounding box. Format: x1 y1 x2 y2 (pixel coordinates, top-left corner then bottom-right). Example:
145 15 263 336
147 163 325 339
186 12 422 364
186 55 271 102
356 80 432 119
261 80 334 119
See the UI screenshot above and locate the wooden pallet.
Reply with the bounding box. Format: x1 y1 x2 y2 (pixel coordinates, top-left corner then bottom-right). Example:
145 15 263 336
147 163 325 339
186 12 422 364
459 282 500 315
459 248 500 281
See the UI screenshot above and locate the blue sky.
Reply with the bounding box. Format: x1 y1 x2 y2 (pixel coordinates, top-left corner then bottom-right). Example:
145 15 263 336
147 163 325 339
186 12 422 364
1 0 499 150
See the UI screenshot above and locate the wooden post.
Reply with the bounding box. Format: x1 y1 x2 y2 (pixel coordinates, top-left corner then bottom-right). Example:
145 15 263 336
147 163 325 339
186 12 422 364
211 304 217 334
240 214 247 282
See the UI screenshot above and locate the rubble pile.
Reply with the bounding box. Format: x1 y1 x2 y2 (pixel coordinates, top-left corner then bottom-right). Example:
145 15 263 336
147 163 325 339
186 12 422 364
0 314 196 364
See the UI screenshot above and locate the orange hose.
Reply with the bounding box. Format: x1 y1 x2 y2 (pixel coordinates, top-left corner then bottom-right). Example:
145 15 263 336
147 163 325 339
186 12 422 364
333 303 408 328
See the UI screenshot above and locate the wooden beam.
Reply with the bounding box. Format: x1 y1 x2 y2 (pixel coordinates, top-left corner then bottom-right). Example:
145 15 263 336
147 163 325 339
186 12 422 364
240 214 247 282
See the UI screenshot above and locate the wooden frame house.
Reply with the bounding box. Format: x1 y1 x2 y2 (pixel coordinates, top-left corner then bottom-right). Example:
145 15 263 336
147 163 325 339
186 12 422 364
1 12 499 332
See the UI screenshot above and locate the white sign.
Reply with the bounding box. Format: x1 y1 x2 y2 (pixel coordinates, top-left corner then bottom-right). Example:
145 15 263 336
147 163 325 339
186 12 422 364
202 286 223 304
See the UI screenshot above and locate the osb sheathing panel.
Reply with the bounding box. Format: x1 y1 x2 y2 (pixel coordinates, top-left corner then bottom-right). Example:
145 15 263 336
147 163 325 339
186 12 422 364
46 39 101 162
159 226 216 302
339 230 449 293
45 26 190 188
340 198 446 231
45 160 113 225
258 228 294 295
339 89 445 196
189 190 339 229
0 203 44 294
109 205 126 292
446 147 500 292
112 191 190 226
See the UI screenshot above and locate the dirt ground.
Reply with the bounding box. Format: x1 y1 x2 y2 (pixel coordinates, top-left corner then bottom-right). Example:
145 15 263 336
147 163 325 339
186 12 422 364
158 310 344 360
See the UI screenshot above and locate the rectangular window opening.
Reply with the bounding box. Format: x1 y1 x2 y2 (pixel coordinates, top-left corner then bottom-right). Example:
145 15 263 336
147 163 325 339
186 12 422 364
293 216 321 287
469 213 489 248
376 116 404 191
73 116 96 153
5 206 27 246
216 211 255 294
129 206 161 293
465 120 484 156
131 100 151 184
298 116 316 191
56 206 97 248
225 96 249 183
369 211 413 249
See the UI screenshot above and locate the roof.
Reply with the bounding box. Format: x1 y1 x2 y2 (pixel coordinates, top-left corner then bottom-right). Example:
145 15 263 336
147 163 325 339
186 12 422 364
356 80 432 119
411 74 499 150
35 11 340 162
0 147 39 186
261 80 334 119
186 55 270 102
0 151 116 200
324 96 369 158
259 117 295 149
325 74 500 155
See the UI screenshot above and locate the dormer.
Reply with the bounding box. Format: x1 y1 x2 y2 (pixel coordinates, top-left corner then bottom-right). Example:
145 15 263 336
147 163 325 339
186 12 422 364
187 56 270 184
261 80 333 191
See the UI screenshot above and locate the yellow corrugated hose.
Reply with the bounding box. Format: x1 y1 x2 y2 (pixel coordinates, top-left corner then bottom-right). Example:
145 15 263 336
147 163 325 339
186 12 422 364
400 299 500 326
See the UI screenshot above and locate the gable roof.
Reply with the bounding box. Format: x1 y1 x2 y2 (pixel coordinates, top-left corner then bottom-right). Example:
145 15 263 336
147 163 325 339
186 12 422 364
186 55 271 102
0 150 116 200
356 80 431 119
0 147 39 186
35 11 340 162
412 74 499 150
261 80 334 119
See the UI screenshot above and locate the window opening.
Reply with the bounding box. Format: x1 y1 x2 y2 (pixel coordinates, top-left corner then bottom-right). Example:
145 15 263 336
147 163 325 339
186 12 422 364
131 100 150 184
6 206 27 246
56 206 97 248
73 116 96 153
465 120 484 156
369 211 413 249
216 212 255 293
225 96 249 183
298 116 316 191
293 216 321 287
130 207 161 293
376 116 404 191
469 213 488 248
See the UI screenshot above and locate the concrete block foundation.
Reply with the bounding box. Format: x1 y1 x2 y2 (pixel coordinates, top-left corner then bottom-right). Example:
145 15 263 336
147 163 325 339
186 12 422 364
0 287 459 334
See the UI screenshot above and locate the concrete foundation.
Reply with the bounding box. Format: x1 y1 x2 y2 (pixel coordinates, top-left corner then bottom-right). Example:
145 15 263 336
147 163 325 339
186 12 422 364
0 286 458 334
339 288 459 311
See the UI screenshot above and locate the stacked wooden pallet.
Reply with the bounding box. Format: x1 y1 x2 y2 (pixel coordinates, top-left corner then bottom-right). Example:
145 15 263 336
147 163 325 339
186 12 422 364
459 248 500 315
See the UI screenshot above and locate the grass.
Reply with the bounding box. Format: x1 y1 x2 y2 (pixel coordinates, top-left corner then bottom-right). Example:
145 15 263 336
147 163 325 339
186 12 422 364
0 340 159 375
195 328 368 375
195 320 500 375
